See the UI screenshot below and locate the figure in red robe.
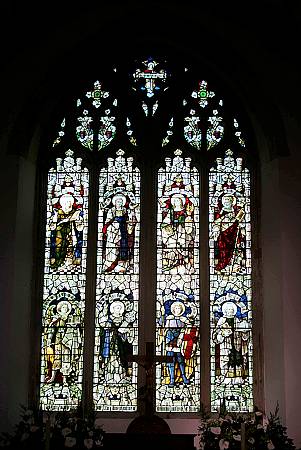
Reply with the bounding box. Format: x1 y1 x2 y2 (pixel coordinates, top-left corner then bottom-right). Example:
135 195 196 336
211 194 245 274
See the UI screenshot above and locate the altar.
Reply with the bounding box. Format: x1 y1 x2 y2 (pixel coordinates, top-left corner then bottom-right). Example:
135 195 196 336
103 432 196 450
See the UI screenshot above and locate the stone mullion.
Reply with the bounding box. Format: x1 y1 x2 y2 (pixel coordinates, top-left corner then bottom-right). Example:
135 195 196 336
138 151 157 415
200 162 210 411
82 166 98 416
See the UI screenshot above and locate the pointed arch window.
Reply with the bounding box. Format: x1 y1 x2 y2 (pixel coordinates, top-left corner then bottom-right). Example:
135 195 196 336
38 57 258 414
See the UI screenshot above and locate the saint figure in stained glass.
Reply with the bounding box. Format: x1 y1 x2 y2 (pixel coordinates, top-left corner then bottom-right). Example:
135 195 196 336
156 150 200 412
50 176 84 270
96 291 136 384
212 299 250 384
159 174 195 274
94 150 139 411
38 63 257 415
157 290 198 387
210 193 246 274
40 151 88 410
209 150 252 412
102 184 138 273
43 293 83 386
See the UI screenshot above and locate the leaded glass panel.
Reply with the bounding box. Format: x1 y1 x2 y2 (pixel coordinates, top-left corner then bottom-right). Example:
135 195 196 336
38 59 257 417
156 149 200 412
209 149 253 412
132 57 169 117
76 80 117 151
93 150 140 411
40 150 89 410
183 80 225 151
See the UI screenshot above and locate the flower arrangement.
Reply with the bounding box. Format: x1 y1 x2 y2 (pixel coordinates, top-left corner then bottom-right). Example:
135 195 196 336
0 405 105 449
198 403 296 450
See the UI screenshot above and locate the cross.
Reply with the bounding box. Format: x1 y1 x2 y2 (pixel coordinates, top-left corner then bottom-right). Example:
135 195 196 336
133 58 167 98
128 341 173 416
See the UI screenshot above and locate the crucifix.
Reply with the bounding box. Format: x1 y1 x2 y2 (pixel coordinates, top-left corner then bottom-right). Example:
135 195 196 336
128 341 173 417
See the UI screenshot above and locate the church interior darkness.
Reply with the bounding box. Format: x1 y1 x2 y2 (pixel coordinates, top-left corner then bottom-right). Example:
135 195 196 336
0 1 301 448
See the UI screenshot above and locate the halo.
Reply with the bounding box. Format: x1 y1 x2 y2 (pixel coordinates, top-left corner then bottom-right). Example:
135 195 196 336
171 193 186 205
221 301 237 317
60 193 74 204
112 194 127 207
57 300 72 315
171 301 185 316
109 300 125 315
221 194 236 206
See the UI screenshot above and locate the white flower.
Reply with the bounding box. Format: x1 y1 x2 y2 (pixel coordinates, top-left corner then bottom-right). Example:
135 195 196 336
210 426 221 434
65 436 76 447
84 438 94 449
219 438 230 449
233 434 241 441
95 437 104 447
62 427 72 437
248 437 255 444
267 441 275 449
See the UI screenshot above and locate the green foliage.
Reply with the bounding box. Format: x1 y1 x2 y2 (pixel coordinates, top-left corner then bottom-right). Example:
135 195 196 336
0 404 105 450
198 402 296 450
266 403 296 450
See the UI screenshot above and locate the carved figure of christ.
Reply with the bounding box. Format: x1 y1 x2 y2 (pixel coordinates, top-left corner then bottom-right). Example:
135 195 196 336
128 341 173 416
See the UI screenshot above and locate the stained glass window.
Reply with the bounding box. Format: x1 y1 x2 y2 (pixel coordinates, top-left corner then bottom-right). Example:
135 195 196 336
234 119 246 148
126 118 137 146
93 150 140 411
162 117 174 147
156 150 200 412
52 118 65 147
39 59 257 416
132 57 169 117
209 149 253 412
76 81 117 151
183 80 225 151
40 150 89 410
